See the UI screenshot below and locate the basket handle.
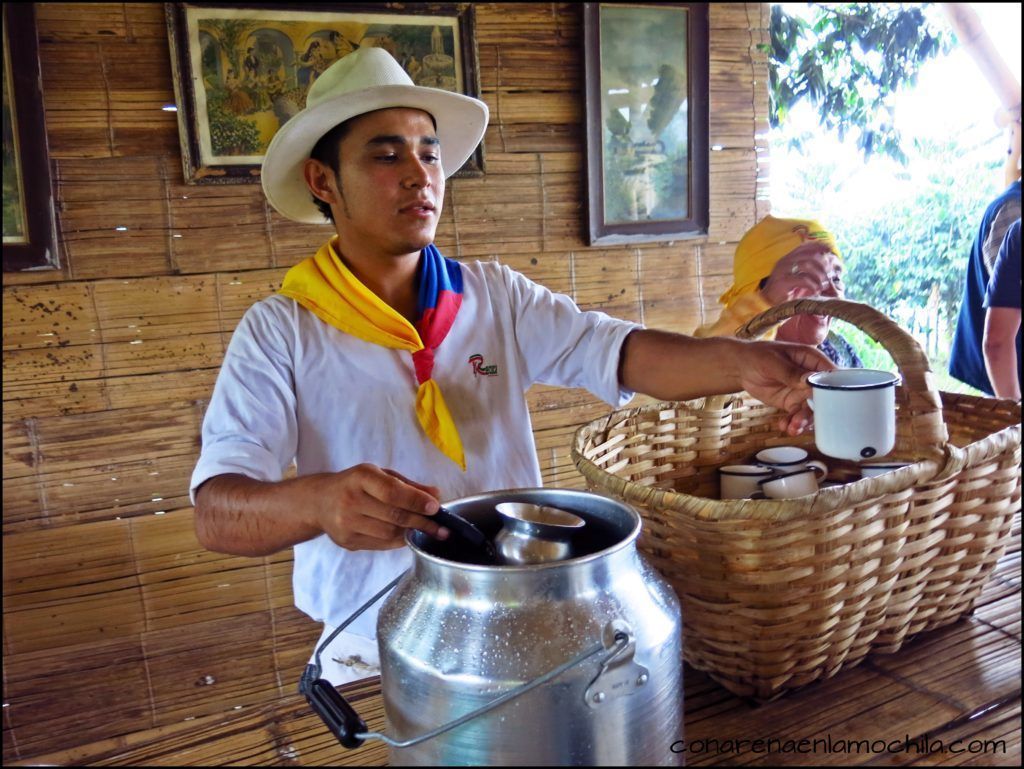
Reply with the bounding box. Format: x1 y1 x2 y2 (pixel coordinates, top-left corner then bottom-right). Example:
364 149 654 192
732 297 951 460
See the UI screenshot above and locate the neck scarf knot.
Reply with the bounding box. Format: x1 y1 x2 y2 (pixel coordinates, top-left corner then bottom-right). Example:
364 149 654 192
279 239 466 470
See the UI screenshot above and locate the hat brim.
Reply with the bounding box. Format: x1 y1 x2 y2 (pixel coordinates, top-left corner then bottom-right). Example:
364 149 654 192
261 84 488 224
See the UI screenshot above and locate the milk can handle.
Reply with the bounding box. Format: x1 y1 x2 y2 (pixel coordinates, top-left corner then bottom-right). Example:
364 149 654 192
299 572 628 750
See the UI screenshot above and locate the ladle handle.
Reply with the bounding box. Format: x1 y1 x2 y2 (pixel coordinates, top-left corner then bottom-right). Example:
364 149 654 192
433 506 489 549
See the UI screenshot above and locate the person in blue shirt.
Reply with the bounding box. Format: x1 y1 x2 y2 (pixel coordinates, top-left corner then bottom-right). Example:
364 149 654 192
949 179 1021 394
982 219 1021 399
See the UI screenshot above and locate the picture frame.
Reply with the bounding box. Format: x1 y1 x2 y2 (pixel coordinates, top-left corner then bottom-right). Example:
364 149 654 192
583 3 709 246
3 3 60 272
165 2 484 185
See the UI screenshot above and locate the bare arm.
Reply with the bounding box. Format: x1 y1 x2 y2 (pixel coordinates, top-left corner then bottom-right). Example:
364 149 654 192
983 307 1022 399
194 465 446 557
620 329 835 434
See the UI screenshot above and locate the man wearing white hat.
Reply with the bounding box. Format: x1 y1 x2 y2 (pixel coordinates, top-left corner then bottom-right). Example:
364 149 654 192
190 48 834 685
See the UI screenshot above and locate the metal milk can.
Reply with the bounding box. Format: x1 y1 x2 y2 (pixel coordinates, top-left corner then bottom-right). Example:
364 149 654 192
308 488 684 766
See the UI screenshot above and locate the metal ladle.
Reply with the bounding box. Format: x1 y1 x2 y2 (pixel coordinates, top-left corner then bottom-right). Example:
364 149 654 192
494 502 586 565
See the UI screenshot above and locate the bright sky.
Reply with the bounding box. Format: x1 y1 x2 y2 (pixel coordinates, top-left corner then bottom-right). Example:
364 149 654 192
771 2 1022 214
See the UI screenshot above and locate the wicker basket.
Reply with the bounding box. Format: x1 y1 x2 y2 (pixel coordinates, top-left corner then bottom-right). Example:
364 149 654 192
572 298 1021 701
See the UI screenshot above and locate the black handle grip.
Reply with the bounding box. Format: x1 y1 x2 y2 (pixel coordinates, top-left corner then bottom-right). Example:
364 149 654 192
434 506 487 548
306 678 368 749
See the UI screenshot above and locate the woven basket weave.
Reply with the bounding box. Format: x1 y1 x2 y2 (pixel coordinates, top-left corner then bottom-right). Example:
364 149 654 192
572 298 1021 701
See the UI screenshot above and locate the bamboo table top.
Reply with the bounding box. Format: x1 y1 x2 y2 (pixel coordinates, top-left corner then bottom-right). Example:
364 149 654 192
15 512 1020 767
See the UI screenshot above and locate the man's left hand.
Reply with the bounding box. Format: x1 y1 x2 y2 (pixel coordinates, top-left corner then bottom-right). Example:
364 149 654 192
738 340 836 435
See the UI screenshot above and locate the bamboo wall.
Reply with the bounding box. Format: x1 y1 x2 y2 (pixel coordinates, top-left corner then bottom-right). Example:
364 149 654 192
2 2 771 760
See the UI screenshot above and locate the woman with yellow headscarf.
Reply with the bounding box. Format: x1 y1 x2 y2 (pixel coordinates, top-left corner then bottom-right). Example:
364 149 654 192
695 215 863 367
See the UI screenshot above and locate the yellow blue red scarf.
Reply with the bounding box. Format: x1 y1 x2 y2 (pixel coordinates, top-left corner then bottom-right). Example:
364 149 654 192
279 239 466 470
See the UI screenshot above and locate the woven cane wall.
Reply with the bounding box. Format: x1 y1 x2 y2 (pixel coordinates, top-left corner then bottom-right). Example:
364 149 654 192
1 2 771 760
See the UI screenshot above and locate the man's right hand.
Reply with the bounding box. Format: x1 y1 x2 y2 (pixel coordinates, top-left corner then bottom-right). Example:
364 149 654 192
303 464 447 551
193 465 447 557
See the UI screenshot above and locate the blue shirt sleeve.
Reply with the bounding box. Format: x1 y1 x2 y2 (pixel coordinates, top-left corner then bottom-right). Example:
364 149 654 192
984 219 1021 310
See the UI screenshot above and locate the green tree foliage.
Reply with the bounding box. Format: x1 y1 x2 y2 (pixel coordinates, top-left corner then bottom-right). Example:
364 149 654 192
767 3 952 162
207 93 261 156
775 133 1002 365
201 18 257 78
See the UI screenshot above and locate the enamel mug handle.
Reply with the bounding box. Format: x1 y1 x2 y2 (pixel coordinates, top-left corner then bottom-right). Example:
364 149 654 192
807 459 828 480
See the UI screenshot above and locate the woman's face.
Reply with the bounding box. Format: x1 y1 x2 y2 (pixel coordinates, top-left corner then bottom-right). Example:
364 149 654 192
772 245 845 347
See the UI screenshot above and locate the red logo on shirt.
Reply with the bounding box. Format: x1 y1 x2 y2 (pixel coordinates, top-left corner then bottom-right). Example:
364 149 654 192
468 353 499 377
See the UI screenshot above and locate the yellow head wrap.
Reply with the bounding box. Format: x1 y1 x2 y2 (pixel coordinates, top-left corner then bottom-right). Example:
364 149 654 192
719 215 842 307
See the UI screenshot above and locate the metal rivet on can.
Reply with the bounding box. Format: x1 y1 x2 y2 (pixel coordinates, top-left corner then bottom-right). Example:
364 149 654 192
636 673 648 686
592 692 605 704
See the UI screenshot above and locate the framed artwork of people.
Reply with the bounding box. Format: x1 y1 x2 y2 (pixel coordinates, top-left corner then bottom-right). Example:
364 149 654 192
165 2 484 185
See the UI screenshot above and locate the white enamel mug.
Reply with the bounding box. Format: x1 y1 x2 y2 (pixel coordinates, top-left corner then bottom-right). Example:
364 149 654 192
719 464 776 499
759 467 819 499
754 446 828 480
808 369 901 460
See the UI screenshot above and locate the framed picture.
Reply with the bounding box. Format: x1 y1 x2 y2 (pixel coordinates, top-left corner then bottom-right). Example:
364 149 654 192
583 3 709 246
3 3 60 272
165 2 484 185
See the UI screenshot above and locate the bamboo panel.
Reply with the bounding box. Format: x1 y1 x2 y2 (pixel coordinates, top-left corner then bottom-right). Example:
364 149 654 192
266 217 336 265
1 479 45 531
38 43 108 112
92 274 220 342
106 368 218 410
23 405 200 496
2 342 106 388
3 369 217 422
868 613 1022 705
123 2 169 40
473 150 543 177
63 231 173 280
2 518 146 652
2 420 37 483
103 37 173 93
268 551 297 612
270 605 323 695
57 154 167 190
167 186 274 273
2 635 153 759
571 247 642 321
132 509 271 631
143 612 279 727
41 43 113 159
215 269 291 333
2 282 98 351
527 395 615 436
489 122 580 155
708 202 758 241
35 3 131 41
473 3 567 46
638 244 705 334
494 250 573 297
525 382 600 419
3 455 194 531
480 45 581 90
711 2 767 29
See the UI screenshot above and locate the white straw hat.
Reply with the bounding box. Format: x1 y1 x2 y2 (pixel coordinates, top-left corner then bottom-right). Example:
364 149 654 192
261 46 489 224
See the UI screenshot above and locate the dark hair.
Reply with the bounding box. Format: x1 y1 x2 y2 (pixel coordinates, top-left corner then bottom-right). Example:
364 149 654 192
308 120 354 223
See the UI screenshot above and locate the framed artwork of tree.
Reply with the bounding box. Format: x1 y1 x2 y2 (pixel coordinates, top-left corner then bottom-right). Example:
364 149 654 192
583 2 709 246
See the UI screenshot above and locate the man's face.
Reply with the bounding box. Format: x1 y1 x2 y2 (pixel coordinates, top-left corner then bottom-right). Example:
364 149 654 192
330 107 445 258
